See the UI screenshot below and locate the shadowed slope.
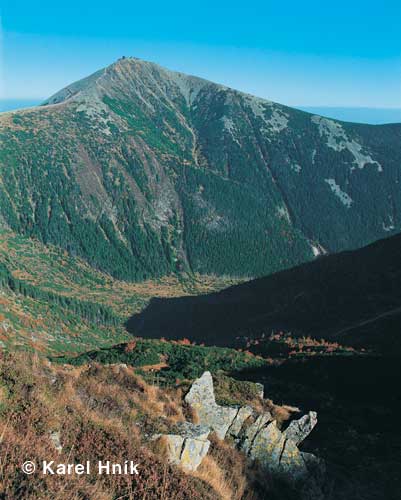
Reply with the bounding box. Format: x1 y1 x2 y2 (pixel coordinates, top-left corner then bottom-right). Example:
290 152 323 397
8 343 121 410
127 233 401 353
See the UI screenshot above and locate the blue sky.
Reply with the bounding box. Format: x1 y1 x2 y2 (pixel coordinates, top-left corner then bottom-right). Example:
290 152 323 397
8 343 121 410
1 0 401 109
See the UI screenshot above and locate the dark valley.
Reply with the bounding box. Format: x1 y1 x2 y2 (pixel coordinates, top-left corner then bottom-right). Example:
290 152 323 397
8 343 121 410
127 231 401 354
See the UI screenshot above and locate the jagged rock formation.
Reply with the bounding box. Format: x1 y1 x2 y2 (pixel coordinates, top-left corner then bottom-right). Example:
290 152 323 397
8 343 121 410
1 57 400 282
152 422 210 471
284 411 318 446
184 372 322 483
152 371 324 495
184 371 238 439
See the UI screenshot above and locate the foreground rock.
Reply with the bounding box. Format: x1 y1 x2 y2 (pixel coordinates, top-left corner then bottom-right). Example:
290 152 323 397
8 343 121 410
284 411 318 445
184 371 238 439
185 372 322 483
153 370 323 494
153 422 210 472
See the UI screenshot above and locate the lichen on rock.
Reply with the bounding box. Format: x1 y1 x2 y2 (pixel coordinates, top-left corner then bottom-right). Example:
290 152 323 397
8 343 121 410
185 372 323 486
184 371 238 439
155 371 323 497
283 411 318 446
153 422 210 472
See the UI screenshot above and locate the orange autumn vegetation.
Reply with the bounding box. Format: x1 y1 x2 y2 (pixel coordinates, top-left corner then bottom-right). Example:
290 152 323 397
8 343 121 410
0 352 270 500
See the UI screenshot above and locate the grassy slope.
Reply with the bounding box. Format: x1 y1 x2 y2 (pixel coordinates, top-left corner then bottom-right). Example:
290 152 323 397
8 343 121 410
0 352 264 500
0 229 240 354
0 228 398 500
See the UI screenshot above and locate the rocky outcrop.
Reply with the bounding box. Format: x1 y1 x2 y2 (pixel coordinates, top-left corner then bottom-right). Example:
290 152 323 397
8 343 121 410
153 422 210 472
226 405 254 439
284 411 318 446
184 371 238 440
243 418 315 480
237 412 320 481
185 372 321 483
153 371 322 489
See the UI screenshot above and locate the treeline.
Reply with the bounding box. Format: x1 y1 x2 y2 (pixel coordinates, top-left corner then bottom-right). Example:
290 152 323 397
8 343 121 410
0 263 120 326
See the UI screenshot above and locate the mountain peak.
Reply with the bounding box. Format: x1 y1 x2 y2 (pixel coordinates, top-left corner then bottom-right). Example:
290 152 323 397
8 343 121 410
1 56 400 284
42 56 214 107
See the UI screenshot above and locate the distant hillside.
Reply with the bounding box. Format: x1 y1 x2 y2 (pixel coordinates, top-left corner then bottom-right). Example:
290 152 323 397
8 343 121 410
0 57 400 281
127 233 401 353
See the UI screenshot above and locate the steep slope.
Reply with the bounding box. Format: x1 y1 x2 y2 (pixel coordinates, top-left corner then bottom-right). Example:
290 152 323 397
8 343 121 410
127 232 401 353
0 57 400 280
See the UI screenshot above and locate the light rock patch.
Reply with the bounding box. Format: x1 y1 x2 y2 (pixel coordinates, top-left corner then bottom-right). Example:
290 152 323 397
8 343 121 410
325 178 353 208
185 371 238 439
312 116 382 172
153 422 210 472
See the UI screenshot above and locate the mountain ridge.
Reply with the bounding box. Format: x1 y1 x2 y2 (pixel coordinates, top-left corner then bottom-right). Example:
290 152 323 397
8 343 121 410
42 57 215 108
40 57 401 128
1 56 400 281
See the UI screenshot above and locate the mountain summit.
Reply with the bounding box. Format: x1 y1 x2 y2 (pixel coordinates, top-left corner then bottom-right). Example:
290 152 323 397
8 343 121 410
42 57 213 107
0 57 400 280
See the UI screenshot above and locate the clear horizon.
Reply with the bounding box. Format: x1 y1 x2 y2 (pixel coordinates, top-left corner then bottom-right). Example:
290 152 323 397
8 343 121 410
1 0 401 109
